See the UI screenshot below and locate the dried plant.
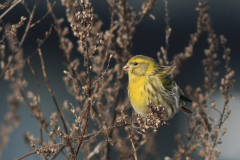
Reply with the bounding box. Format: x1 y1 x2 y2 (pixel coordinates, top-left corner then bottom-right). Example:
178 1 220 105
0 0 236 160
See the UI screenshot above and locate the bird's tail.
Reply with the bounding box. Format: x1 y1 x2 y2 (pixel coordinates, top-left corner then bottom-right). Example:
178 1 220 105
180 105 193 115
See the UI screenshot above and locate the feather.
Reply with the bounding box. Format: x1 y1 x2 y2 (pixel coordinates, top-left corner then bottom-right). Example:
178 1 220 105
161 76 192 103
180 105 193 115
180 95 192 102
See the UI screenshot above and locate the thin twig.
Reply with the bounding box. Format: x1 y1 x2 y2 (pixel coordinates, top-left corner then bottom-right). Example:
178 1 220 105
18 86 48 134
0 0 39 81
50 146 65 160
107 1 130 158
30 0 57 28
21 0 31 14
0 0 22 20
81 123 129 140
211 36 233 155
136 0 157 25
16 123 129 160
16 142 64 160
25 23 53 60
164 0 170 54
38 48 69 134
121 110 138 160
27 58 43 144
75 34 92 159
19 0 39 45
46 0 83 90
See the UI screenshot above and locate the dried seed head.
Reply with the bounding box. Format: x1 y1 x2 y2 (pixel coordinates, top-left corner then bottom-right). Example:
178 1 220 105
49 131 54 137
109 54 113 59
211 101 216 110
229 94 235 99
71 108 76 115
63 70 69 74
225 105 228 110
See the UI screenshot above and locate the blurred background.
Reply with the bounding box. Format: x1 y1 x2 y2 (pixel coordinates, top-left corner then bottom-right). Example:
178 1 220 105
0 0 240 159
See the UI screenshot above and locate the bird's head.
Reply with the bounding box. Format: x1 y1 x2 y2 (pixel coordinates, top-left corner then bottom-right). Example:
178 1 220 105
122 55 157 76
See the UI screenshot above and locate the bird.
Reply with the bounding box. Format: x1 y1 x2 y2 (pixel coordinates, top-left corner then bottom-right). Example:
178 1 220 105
122 55 192 120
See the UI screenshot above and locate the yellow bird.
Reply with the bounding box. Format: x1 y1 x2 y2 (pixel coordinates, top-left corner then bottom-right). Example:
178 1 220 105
122 55 192 120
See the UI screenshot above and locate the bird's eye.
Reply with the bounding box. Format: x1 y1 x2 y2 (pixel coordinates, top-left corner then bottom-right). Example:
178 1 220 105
134 62 138 66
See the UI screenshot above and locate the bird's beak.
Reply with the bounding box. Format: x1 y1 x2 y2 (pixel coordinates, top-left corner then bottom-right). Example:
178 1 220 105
122 64 130 71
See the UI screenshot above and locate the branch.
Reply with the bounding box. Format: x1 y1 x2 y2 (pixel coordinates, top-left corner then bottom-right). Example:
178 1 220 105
16 123 129 160
0 0 21 20
75 37 92 159
0 0 39 81
121 110 138 160
38 49 69 134
30 0 57 28
16 142 64 160
27 58 43 144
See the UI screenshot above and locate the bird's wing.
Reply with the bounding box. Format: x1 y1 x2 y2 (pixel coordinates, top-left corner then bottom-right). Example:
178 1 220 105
154 65 176 78
161 76 192 103
161 76 174 92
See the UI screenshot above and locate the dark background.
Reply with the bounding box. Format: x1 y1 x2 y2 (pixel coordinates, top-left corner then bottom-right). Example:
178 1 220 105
0 0 240 159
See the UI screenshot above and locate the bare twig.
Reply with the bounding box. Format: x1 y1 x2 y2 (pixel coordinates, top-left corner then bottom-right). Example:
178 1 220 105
38 48 69 134
25 24 53 61
158 0 171 66
27 58 43 144
75 37 92 159
50 146 65 160
211 35 234 157
121 110 138 160
30 0 57 28
164 0 170 54
0 0 21 20
17 123 129 160
16 142 64 160
0 0 39 81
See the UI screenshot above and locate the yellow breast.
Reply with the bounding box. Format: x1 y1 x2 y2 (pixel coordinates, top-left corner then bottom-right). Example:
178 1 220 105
128 73 176 119
128 75 150 116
